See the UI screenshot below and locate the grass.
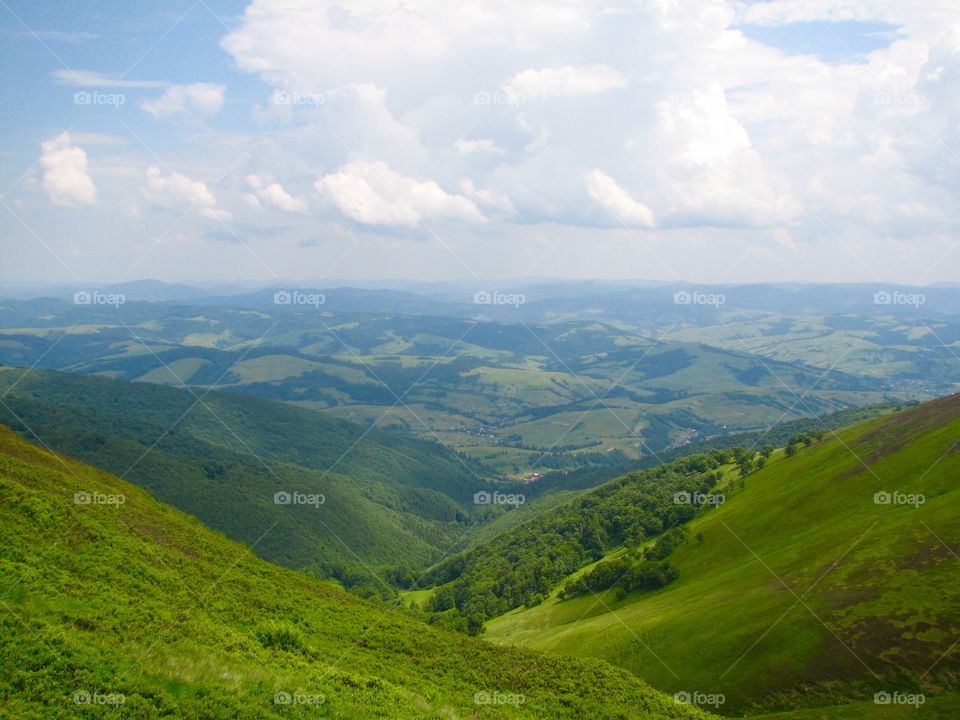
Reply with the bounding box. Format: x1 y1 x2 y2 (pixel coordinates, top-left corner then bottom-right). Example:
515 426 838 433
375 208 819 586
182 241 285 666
0 424 715 719
486 395 960 716
136 357 210 384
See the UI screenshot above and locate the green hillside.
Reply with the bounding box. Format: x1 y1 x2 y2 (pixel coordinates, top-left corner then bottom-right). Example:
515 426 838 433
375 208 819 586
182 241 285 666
0 424 715 719
484 394 960 716
0 367 487 590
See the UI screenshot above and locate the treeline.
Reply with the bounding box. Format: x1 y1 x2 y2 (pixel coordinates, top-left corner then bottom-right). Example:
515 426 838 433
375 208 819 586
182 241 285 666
417 448 744 632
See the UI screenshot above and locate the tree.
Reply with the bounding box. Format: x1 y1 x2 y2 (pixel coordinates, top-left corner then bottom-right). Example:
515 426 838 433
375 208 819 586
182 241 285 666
466 614 485 636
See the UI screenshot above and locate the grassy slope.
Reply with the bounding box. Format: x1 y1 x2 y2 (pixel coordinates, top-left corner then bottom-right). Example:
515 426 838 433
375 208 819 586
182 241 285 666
0 367 482 574
0 424 714 720
486 395 960 716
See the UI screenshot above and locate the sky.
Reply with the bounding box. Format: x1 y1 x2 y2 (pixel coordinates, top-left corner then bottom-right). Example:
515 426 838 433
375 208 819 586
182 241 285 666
0 0 958 286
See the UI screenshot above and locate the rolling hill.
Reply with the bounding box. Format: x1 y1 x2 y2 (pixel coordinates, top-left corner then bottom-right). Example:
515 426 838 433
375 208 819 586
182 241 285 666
0 295 907 477
0 424 714 719
482 394 960 716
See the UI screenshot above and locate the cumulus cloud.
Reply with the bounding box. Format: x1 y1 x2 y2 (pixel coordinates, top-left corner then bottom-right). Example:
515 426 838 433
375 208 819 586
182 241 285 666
39 133 97 207
211 1 960 231
651 85 800 226
246 174 308 212
144 166 231 220
316 160 484 227
141 83 225 117
459 179 515 215
222 0 592 100
586 170 654 227
738 0 907 26
504 65 628 101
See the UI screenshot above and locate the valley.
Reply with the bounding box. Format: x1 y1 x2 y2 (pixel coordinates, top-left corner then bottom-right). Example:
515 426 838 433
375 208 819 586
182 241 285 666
0 424 712 719
1 281 957 718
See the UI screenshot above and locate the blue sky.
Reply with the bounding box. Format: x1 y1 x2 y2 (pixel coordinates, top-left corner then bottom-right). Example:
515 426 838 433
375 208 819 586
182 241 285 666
739 20 900 61
1 0 958 285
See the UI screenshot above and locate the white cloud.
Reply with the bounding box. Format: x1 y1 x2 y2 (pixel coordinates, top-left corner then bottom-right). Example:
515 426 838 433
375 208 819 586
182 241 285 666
459 179 515 215
737 0 929 26
586 170 654 227
246 174 308 212
150 3 960 277
39 133 97 207
141 83 226 117
144 166 231 220
222 0 592 100
650 85 800 226
454 138 504 155
50 69 167 88
504 65 627 101
316 160 484 227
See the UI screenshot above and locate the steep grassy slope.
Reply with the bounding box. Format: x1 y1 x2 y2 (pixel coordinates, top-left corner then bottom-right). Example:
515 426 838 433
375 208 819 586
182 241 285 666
0 424 714 719
485 395 960 716
0 367 485 584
